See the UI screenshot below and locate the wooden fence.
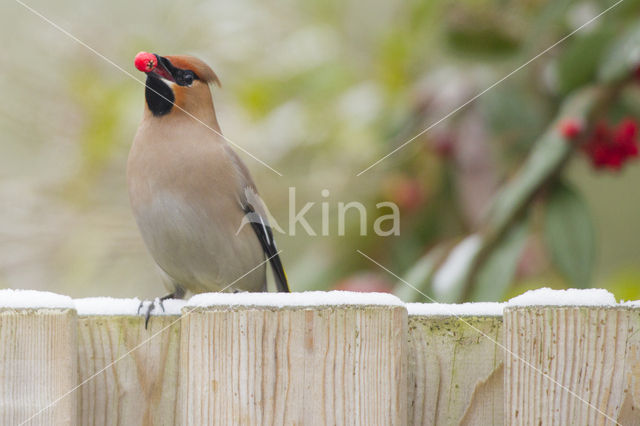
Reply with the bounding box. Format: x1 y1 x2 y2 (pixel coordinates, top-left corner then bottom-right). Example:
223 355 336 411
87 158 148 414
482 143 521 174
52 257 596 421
0 293 639 425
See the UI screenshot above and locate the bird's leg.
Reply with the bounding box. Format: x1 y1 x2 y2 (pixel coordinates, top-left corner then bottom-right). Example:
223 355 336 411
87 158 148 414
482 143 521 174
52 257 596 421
136 300 146 316
139 286 186 329
144 298 159 329
157 287 186 312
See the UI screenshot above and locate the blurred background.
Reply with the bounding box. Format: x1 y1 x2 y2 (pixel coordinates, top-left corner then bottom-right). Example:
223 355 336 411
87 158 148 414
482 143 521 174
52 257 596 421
1 0 640 301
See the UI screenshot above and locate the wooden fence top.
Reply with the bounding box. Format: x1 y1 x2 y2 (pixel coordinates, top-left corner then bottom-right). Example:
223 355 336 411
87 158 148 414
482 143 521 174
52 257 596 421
0 287 638 425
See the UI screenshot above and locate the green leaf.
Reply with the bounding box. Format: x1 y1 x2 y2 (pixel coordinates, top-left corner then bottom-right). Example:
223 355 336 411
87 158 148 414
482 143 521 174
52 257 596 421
394 245 446 303
599 23 640 84
555 29 614 94
481 85 547 150
471 216 529 302
445 25 520 58
544 181 596 288
487 87 601 233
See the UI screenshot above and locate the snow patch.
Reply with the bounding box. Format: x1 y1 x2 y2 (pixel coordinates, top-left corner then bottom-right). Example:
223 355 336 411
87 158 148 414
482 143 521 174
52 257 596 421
0 289 73 309
619 300 640 308
74 297 186 316
186 291 404 308
507 288 616 307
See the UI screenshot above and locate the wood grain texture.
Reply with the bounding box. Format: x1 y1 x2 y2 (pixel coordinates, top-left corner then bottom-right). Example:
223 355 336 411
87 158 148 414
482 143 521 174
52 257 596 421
76 316 181 426
407 315 504 426
177 305 407 425
504 306 640 425
0 308 77 425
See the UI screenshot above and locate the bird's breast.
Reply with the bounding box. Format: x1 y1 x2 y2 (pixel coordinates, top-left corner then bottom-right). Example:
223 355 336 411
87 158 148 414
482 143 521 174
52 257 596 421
127 129 265 292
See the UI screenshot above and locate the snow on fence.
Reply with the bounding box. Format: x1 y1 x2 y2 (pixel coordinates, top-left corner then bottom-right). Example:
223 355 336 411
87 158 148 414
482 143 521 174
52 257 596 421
0 289 639 425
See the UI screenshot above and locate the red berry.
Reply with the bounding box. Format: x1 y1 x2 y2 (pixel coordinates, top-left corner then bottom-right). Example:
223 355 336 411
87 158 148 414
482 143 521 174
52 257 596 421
580 118 640 171
432 134 455 157
560 118 582 140
590 145 609 168
614 118 637 144
134 51 157 73
384 175 424 212
626 143 638 157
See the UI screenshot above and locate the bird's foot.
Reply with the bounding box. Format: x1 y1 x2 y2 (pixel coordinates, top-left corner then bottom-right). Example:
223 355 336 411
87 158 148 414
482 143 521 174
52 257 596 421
137 297 164 329
137 288 185 329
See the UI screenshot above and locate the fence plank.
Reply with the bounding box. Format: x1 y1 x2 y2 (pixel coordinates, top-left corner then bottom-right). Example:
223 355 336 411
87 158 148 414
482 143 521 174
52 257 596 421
504 306 640 425
407 310 504 425
0 308 77 425
176 303 407 425
6 289 640 426
76 315 182 426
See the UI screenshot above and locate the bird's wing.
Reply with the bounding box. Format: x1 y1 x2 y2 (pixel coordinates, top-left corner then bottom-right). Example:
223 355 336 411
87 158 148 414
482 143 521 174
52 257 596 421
226 146 290 293
242 202 290 292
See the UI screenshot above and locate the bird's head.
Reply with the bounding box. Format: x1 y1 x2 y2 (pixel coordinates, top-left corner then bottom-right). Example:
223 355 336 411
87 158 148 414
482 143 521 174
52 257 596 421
134 52 221 122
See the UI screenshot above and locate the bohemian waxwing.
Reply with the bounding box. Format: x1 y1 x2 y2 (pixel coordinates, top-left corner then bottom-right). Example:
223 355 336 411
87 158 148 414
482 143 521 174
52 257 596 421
128 52 289 324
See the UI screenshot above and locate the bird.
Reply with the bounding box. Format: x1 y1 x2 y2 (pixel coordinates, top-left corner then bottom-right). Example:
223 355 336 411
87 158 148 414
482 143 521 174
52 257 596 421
128 52 289 324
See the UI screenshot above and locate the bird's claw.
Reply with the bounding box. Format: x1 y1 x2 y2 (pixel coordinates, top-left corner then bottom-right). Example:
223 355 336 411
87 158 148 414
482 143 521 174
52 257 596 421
137 297 163 329
136 300 144 316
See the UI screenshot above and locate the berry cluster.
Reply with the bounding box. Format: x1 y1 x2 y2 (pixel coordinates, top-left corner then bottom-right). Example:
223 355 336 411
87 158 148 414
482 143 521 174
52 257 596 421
561 118 639 171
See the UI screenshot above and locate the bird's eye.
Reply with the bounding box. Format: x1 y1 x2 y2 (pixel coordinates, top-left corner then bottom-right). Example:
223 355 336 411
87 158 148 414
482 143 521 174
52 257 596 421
179 71 194 86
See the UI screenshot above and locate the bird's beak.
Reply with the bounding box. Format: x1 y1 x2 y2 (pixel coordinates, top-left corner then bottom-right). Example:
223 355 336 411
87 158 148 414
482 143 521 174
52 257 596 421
135 52 196 87
134 51 176 82
149 55 176 83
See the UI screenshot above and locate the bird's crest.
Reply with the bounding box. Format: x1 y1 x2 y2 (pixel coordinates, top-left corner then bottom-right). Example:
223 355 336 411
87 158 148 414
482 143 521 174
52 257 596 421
164 55 221 87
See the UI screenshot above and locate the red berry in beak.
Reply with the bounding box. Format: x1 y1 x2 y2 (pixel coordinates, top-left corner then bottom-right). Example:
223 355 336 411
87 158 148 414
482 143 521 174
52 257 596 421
134 52 158 73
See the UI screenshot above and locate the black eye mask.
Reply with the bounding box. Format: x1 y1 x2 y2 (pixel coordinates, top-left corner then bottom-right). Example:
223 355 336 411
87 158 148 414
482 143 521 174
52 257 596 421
157 56 198 87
